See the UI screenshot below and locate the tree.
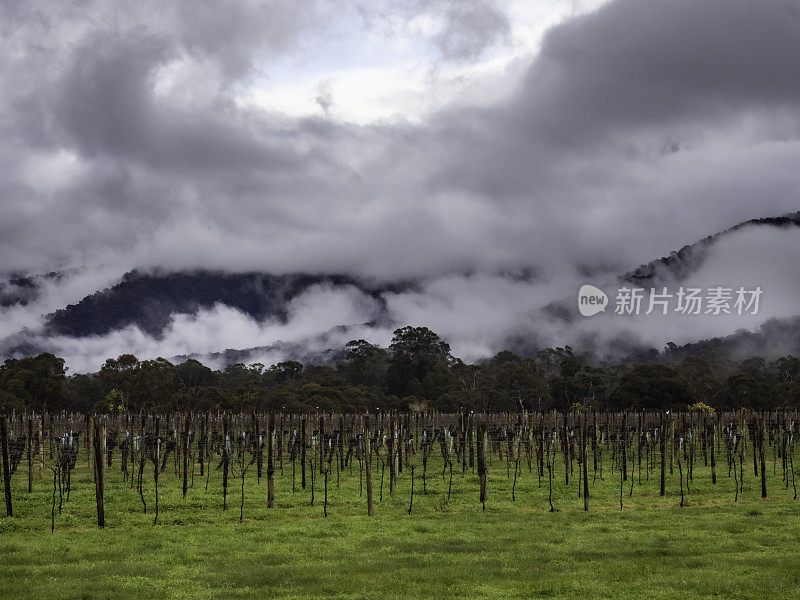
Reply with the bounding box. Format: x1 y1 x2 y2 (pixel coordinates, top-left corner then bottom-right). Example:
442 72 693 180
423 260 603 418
342 340 388 387
421 362 455 402
612 364 691 411
0 354 69 411
725 372 770 410
769 356 800 408
97 354 140 407
535 347 596 411
176 359 217 411
66 374 101 412
220 363 265 410
136 358 181 412
268 361 303 383
97 356 180 412
675 353 729 409
387 327 450 397
490 358 545 412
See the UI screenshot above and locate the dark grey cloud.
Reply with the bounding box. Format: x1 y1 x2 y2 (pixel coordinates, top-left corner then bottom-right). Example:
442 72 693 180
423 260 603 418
522 0 800 143
416 0 800 267
2 0 800 278
58 32 303 172
433 0 800 178
0 0 334 272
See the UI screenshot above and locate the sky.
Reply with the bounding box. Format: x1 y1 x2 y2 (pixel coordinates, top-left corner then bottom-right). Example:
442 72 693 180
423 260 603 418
2 0 800 371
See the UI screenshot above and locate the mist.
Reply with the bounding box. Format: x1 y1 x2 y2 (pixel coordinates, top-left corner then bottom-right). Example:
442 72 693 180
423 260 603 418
2 0 800 371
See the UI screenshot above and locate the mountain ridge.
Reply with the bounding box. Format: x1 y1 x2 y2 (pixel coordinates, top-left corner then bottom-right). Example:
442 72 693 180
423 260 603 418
43 270 406 338
623 212 800 286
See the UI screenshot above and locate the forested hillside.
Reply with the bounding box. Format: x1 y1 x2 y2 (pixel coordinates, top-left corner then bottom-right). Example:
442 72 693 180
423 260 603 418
45 271 398 337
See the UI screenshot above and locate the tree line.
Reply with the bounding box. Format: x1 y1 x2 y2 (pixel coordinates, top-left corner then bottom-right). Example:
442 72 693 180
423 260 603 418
1 326 798 414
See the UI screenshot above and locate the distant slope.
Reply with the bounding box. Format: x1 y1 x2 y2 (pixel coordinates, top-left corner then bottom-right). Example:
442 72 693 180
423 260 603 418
0 271 63 308
44 270 401 337
624 212 800 286
540 211 800 326
657 317 800 364
170 327 353 368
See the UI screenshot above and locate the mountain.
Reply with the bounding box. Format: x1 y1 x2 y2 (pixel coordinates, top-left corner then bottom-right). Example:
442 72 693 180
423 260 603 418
623 212 800 286
170 329 352 368
659 317 800 363
540 211 800 321
44 270 404 338
0 271 64 308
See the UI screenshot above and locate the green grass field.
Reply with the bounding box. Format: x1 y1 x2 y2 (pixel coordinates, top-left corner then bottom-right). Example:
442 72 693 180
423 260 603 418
2 450 799 599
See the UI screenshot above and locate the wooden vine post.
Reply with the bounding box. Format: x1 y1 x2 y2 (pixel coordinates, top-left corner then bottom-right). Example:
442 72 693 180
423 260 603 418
267 412 275 509
38 414 44 480
27 416 33 493
365 412 373 516
621 412 628 481
478 420 487 511
710 413 717 485
182 413 190 498
581 414 589 511
222 415 229 510
92 416 106 528
759 414 767 498
1 415 12 517
660 411 666 497
389 412 397 496
319 412 325 475
301 415 307 489
253 413 262 483
198 414 205 477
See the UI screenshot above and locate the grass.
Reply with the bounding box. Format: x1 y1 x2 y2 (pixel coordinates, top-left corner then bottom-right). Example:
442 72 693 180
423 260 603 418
1 447 800 599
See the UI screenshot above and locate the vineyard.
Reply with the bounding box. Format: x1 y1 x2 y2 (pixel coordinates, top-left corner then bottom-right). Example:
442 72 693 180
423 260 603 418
1 410 800 599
